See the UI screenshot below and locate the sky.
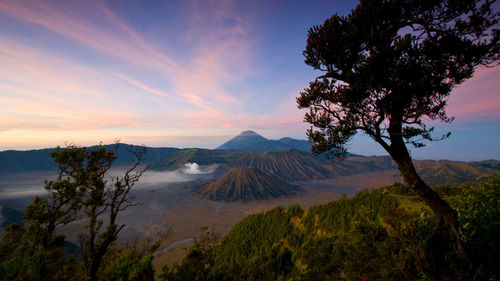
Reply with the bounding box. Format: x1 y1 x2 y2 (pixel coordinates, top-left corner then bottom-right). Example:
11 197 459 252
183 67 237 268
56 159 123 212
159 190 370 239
0 0 498 161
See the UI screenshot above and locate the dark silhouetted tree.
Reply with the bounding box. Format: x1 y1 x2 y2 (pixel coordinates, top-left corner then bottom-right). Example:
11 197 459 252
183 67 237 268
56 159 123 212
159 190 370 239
0 143 150 281
297 0 498 279
51 144 149 281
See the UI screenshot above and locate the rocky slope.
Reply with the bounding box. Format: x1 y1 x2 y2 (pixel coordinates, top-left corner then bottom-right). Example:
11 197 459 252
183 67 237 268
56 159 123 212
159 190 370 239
197 167 299 202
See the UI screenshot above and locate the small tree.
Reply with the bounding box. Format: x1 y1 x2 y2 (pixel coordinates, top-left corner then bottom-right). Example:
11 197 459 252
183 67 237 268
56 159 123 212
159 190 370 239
0 143 149 281
297 0 498 279
0 145 91 280
50 144 149 281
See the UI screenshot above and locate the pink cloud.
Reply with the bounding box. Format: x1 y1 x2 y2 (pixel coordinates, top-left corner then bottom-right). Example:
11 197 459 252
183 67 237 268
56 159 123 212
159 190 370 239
0 0 270 146
0 0 247 108
447 65 500 120
116 73 174 99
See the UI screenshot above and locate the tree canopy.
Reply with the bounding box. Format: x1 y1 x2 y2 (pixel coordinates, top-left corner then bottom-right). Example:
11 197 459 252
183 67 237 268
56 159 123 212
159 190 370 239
297 0 498 279
298 0 498 157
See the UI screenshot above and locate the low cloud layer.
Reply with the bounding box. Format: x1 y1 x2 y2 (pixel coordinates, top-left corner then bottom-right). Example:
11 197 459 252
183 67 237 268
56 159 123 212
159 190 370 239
133 163 216 189
135 171 195 186
0 163 218 198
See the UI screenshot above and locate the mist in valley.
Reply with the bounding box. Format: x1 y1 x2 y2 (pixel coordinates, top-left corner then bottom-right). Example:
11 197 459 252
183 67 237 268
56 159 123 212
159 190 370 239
0 162 215 198
0 161 398 256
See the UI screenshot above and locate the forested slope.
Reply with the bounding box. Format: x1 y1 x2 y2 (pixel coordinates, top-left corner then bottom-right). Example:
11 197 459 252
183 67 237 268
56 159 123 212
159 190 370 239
163 175 500 280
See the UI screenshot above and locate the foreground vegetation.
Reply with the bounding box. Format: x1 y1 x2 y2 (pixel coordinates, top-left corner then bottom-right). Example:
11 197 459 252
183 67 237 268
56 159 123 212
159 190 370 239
0 144 160 281
1 145 498 280
163 175 500 280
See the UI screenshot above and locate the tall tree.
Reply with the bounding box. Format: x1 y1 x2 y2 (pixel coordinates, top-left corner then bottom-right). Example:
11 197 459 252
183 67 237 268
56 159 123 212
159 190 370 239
297 0 498 279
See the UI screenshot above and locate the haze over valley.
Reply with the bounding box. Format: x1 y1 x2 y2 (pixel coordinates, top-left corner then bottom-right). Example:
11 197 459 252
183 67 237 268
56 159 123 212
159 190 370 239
1 130 499 269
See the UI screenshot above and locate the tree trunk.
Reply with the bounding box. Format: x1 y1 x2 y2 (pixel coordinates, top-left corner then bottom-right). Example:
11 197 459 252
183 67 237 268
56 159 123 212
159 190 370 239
89 256 101 281
387 119 470 280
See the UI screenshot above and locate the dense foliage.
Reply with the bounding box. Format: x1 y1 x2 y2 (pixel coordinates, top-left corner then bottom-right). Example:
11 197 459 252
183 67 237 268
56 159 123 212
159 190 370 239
164 174 500 280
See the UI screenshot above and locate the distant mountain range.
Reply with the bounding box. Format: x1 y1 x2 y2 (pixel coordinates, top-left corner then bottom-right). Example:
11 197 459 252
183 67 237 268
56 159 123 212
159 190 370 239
217 130 313 152
0 131 312 174
152 148 333 181
1 131 499 190
152 147 500 186
151 148 395 181
197 167 299 202
0 143 179 174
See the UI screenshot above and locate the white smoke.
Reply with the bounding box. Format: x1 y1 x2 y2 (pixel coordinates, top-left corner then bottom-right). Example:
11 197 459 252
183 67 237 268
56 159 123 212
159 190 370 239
183 162 202 174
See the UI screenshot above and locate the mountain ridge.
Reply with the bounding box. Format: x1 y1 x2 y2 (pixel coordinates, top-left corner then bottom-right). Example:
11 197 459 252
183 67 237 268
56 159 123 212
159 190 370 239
0 143 179 174
152 148 345 181
152 148 500 186
1 135 499 187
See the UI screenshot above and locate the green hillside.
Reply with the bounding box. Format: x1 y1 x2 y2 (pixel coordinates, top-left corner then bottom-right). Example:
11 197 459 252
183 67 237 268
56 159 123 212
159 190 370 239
163 175 500 280
197 167 299 202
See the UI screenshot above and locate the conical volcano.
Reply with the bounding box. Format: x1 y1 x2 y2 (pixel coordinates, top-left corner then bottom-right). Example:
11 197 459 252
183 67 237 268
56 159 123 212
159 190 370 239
217 130 281 150
198 167 299 202
216 130 313 151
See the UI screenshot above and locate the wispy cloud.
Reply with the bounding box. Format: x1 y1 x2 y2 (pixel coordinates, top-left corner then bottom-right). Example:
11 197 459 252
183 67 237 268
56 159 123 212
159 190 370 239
0 0 259 145
116 73 175 99
0 0 496 152
447 66 500 120
0 0 245 108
